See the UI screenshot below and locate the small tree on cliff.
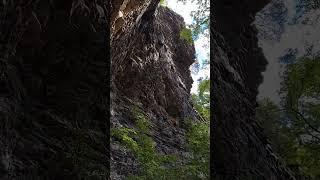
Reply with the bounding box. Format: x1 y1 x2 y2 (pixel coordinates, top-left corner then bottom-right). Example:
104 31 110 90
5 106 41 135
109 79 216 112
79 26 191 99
256 57 320 178
159 0 167 6
177 0 210 39
192 79 210 121
180 27 194 44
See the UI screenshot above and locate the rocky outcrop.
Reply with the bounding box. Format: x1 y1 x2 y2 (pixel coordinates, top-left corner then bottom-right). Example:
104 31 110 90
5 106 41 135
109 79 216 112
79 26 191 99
0 0 301 179
212 0 295 179
0 1 109 179
110 0 199 179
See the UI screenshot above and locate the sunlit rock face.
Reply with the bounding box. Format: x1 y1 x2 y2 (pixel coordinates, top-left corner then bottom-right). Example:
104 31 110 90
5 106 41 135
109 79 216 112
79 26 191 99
0 1 109 179
110 0 201 179
212 0 295 179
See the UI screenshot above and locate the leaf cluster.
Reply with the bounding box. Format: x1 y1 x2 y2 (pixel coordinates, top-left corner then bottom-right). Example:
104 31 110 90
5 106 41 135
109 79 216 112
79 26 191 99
256 57 320 178
177 0 210 39
111 104 210 179
192 79 210 121
180 27 194 45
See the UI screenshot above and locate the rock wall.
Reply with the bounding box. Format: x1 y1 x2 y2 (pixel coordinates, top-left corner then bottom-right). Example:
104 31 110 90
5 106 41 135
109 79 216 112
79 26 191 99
110 0 201 179
0 0 299 179
212 0 295 179
0 1 109 179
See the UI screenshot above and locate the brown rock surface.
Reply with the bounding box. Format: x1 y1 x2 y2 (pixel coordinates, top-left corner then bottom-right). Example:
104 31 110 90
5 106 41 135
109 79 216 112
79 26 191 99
110 0 199 178
0 1 109 179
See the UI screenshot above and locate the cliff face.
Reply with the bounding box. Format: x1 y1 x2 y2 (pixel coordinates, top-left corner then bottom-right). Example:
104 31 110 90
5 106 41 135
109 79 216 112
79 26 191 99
110 0 199 178
212 0 295 179
0 0 299 179
0 1 109 179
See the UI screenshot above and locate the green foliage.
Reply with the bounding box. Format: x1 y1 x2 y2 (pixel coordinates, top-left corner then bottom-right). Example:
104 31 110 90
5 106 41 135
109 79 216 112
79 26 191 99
112 106 177 179
111 127 139 152
180 27 194 45
281 57 320 178
282 57 320 110
177 0 210 39
256 99 320 178
256 99 298 163
184 79 210 179
192 79 210 121
159 0 166 6
281 57 320 143
183 119 210 179
111 105 210 179
256 57 320 178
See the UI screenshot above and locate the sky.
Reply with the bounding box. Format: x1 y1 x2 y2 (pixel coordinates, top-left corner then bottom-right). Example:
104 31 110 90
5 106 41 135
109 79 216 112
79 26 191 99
255 0 320 104
166 0 210 93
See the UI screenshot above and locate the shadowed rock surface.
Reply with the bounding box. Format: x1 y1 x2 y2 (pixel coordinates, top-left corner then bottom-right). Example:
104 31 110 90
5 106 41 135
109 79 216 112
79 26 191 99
212 0 295 179
0 0 109 179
